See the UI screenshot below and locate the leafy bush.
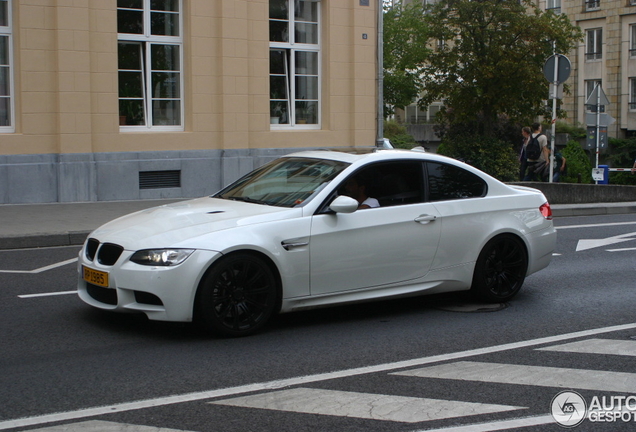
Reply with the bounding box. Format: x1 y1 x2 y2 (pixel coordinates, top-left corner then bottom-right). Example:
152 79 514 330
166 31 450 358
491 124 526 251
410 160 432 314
437 135 518 182
607 137 636 185
561 140 592 184
383 120 418 149
555 122 586 140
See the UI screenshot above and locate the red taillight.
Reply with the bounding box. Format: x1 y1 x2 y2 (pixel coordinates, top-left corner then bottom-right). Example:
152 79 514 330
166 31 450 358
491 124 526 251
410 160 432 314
540 202 553 220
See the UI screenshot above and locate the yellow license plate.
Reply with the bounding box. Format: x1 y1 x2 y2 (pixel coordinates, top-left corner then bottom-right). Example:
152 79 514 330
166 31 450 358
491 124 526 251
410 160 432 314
83 266 109 288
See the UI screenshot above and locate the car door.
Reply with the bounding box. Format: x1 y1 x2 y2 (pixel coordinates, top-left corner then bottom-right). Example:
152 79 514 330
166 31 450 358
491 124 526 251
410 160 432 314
308 161 442 296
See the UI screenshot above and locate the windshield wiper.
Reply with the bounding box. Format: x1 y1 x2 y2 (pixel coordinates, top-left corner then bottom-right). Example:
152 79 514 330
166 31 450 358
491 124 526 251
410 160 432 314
225 196 271 206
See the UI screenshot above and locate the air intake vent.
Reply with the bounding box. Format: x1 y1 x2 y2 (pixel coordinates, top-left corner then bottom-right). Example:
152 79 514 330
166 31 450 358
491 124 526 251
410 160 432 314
139 170 181 189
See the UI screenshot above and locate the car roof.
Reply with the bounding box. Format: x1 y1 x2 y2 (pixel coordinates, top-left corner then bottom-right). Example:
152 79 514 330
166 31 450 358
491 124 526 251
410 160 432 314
283 148 461 166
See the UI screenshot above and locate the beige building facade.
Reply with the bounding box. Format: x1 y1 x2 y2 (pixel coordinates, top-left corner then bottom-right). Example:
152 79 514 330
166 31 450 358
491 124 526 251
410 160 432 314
541 0 636 139
0 0 378 204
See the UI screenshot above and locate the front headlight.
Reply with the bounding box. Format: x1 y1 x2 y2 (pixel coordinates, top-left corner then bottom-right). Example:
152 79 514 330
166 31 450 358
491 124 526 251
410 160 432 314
130 249 195 266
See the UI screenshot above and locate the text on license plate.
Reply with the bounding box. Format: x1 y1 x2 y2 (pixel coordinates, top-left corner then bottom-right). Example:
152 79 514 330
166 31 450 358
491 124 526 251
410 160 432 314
83 266 109 288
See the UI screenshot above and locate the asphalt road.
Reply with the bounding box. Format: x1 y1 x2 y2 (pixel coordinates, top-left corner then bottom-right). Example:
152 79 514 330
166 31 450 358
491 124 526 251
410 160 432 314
1 213 636 432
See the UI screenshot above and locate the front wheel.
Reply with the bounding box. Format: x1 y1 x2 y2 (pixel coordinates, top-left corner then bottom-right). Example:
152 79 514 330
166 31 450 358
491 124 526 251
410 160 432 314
471 235 528 302
195 253 278 337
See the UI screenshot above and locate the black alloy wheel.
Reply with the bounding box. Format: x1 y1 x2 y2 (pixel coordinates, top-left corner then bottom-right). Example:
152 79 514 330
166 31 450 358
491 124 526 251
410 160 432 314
471 234 528 302
195 253 278 337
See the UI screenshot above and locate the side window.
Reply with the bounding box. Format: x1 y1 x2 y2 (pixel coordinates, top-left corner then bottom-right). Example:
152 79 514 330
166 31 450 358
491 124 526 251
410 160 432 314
335 161 424 208
426 162 487 201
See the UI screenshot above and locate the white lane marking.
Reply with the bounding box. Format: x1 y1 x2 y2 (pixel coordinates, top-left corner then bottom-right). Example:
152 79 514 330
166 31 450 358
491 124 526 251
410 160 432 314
556 221 636 230
0 258 77 274
19 291 77 299
211 387 524 423
537 338 636 357
28 420 197 432
575 231 636 252
607 246 636 252
409 414 555 432
393 361 636 393
2 322 636 431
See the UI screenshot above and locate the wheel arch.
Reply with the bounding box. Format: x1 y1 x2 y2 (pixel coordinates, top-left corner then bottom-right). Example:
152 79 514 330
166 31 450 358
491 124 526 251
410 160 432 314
193 248 284 319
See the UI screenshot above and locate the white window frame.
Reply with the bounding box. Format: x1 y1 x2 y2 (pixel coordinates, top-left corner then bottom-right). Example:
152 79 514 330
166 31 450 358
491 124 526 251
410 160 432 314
631 24 636 58
630 78 636 111
546 0 561 14
585 0 600 11
0 0 14 133
586 28 602 61
269 0 321 130
117 0 184 132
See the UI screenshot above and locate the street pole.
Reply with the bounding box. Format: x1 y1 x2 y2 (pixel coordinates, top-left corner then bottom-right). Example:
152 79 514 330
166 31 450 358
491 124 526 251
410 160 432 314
549 48 558 183
376 0 384 148
595 82 601 184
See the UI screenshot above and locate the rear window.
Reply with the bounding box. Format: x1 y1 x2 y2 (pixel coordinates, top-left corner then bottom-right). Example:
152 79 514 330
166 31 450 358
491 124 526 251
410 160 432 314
426 162 487 201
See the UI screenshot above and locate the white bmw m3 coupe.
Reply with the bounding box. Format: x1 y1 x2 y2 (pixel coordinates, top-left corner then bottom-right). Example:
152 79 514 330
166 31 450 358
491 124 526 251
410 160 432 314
78 149 556 336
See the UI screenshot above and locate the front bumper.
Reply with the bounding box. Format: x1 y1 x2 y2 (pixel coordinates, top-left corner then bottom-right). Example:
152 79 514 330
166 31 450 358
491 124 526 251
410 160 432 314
77 245 222 322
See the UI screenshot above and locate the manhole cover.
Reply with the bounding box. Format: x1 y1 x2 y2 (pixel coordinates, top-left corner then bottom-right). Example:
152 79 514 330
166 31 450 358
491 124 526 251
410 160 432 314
434 302 508 313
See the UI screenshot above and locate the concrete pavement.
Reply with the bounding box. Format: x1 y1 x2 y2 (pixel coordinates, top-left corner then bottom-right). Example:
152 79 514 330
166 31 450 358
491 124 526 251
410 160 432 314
1 198 635 250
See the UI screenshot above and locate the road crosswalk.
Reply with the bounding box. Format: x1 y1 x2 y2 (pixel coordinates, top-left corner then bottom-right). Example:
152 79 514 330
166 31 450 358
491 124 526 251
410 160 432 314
209 337 636 428
23 336 636 431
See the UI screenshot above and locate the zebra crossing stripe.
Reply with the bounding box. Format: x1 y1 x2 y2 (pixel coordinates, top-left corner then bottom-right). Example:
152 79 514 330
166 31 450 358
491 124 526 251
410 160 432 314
26 420 195 432
393 361 636 393
210 387 525 423
537 338 636 356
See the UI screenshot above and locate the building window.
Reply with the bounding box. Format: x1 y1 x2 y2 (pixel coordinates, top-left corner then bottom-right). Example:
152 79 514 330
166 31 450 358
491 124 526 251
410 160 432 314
0 0 13 132
547 0 561 13
117 0 183 130
586 28 602 61
585 0 600 11
630 78 636 111
631 25 636 58
269 0 320 128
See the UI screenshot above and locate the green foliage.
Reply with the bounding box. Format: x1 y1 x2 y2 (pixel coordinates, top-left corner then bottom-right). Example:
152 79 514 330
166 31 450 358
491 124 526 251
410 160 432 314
561 140 593 184
607 137 636 185
383 1 430 115
420 0 583 137
383 120 418 149
555 122 586 140
437 134 518 182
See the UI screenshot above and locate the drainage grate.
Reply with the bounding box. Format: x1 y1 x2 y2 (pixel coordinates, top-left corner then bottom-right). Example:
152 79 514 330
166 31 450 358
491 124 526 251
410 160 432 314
139 170 181 189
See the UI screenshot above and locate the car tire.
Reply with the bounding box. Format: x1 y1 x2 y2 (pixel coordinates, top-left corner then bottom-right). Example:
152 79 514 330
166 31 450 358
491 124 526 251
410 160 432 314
471 234 528 302
195 253 278 337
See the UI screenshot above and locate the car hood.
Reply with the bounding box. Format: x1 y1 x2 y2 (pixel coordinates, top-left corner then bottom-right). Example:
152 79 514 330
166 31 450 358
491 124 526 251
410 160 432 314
89 197 299 249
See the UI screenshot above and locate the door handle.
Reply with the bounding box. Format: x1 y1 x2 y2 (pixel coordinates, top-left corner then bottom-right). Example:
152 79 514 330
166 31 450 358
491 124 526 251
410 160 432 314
415 214 437 224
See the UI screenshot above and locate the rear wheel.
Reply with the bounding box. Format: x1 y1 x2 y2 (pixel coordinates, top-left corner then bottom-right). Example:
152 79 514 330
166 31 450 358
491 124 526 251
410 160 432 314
195 253 278 337
471 235 528 302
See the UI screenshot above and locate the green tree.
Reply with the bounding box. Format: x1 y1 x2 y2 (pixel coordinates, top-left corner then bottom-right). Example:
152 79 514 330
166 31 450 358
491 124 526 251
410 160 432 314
561 140 593 184
383 120 418 149
437 123 518 181
420 0 582 137
383 1 430 115
607 137 636 185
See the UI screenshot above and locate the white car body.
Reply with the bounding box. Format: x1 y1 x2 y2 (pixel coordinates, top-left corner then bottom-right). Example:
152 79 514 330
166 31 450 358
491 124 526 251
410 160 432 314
78 149 556 336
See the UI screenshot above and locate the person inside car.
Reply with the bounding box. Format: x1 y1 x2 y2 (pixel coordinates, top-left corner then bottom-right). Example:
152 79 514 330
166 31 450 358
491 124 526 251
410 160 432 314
343 175 379 209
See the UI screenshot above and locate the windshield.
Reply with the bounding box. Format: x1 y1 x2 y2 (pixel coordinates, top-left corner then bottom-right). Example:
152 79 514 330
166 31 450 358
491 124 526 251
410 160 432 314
214 157 349 208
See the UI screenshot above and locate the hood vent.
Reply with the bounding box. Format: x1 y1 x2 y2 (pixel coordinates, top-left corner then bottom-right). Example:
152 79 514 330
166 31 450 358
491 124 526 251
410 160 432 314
139 170 181 189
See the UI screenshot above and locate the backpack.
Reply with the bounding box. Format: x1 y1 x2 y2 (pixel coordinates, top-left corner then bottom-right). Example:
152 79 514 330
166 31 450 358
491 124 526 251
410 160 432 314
526 134 542 160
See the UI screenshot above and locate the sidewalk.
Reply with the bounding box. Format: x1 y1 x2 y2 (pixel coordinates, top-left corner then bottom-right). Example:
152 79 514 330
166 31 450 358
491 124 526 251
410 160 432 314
1 199 635 250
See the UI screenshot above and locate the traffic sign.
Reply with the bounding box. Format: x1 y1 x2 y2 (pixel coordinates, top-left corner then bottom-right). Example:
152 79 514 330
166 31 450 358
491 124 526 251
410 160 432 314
586 84 610 107
586 112 616 127
543 54 571 85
